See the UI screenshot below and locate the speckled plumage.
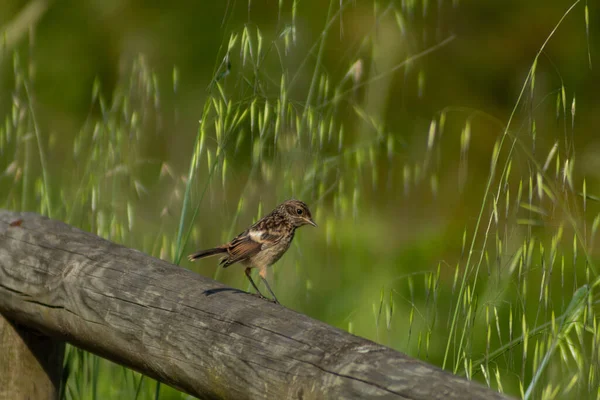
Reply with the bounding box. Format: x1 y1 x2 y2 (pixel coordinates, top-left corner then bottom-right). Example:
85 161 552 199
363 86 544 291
188 200 316 304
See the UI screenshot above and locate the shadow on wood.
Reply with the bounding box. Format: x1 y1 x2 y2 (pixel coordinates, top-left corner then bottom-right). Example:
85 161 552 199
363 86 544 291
0 314 65 400
0 210 510 399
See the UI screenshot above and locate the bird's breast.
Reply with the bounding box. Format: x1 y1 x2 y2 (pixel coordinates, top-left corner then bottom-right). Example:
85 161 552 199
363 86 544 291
251 231 295 267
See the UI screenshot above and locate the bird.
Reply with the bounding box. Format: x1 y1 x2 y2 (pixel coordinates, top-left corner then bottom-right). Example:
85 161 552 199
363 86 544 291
188 199 317 304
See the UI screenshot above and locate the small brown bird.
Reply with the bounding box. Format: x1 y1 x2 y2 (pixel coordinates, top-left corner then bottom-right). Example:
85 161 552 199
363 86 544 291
188 199 317 304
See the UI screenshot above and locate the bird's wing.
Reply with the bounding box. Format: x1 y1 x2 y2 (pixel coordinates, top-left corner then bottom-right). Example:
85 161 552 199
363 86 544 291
221 228 285 267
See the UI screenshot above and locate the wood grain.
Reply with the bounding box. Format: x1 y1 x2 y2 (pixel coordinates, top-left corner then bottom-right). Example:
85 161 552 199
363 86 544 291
0 210 509 399
0 315 64 400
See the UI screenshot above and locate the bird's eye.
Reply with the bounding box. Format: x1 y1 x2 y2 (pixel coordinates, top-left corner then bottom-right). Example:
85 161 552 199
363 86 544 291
296 208 303 215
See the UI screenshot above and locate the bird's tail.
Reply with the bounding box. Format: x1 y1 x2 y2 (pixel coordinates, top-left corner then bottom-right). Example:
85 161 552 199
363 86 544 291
188 247 227 261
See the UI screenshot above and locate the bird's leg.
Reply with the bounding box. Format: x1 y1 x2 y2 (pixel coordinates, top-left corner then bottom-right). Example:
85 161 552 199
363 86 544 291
258 267 280 304
259 276 280 305
244 267 267 299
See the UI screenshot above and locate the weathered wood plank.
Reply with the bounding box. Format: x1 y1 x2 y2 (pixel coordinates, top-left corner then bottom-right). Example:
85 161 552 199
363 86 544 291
0 210 509 399
0 315 65 400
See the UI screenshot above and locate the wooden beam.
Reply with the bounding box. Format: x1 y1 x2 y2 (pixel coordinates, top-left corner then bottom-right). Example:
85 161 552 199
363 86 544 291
0 315 65 400
0 210 508 399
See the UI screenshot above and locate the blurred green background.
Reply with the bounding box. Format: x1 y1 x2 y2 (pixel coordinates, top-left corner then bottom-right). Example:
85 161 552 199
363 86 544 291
1 0 599 399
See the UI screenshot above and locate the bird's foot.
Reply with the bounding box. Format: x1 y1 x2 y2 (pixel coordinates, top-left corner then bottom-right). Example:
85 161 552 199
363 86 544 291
250 292 280 304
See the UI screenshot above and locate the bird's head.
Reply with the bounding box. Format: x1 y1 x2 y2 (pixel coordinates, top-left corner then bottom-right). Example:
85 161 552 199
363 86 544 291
282 199 317 228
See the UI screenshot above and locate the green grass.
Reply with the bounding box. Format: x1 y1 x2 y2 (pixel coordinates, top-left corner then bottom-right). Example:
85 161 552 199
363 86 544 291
1 0 598 399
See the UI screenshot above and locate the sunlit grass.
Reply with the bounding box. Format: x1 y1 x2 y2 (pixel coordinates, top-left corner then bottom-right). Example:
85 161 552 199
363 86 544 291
0 0 597 399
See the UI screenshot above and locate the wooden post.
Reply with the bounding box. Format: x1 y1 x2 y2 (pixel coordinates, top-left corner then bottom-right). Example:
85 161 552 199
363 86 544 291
0 210 509 399
0 314 65 400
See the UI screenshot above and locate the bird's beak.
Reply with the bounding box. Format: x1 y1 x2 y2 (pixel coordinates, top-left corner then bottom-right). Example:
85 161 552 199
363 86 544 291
306 218 317 227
